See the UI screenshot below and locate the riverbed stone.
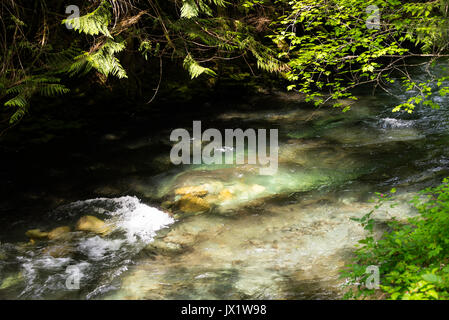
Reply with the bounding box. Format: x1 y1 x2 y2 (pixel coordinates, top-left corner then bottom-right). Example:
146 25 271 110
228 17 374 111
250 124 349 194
0 273 23 290
145 239 183 255
175 186 208 197
177 195 210 213
218 189 233 201
25 229 49 240
42 244 73 258
76 215 111 235
161 201 173 209
48 226 71 240
250 184 266 194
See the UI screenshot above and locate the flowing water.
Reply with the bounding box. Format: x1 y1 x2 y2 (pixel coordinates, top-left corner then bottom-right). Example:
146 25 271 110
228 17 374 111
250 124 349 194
1 63 449 299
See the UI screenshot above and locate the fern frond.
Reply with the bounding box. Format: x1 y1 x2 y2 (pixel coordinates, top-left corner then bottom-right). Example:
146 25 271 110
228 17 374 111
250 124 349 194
3 76 70 124
63 0 113 38
89 39 128 78
183 54 216 79
5 93 28 124
181 0 226 19
5 94 27 108
6 84 26 95
45 47 83 73
70 39 127 79
181 0 200 19
241 37 289 73
9 103 27 124
38 84 70 97
67 53 93 77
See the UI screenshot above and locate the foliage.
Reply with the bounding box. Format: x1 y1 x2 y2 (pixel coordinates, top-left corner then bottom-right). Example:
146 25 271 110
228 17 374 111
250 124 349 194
342 178 449 300
1 0 449 127
0 0 286 127
270 0 449 110
64 0 113 37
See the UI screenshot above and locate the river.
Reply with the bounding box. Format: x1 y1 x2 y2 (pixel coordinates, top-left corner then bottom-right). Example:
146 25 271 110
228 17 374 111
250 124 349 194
0 62 449 299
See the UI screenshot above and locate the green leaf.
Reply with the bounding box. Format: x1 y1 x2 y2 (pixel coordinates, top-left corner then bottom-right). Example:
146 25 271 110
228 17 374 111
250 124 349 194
422 274 442 284
183 54 216 79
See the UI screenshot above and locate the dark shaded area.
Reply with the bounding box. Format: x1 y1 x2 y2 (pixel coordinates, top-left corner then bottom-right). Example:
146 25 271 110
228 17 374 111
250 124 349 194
0 81 291 239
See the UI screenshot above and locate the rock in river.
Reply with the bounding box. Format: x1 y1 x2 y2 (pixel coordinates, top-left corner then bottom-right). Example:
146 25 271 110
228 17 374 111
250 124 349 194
25 229 49 240
175 186 208 197
48 226 71 240
76 215 111 235
177 195 211 213
42 244 74 258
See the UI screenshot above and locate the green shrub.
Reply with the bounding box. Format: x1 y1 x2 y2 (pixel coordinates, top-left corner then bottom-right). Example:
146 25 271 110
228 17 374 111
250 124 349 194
342 178 449 300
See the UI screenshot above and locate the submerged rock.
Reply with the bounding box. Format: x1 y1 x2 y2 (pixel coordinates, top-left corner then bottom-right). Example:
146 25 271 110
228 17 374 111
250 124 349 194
163 230 198 247
42 244 74 258
48 226 71 240
177 195 211 213
161 200 174 210
175 186 208 197
218 189 233 201
250 184 266 194
25 229 49 240
145 239 183 255
76 215 111 235
25 226 72 244
0 273 23 290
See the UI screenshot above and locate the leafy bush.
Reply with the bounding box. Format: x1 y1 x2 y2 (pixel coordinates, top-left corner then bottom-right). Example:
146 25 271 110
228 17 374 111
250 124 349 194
342 178 449 300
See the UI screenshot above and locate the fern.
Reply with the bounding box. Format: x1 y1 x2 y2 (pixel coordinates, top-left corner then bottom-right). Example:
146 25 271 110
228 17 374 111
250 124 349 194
4 76 69 124
90 39 127 78
67 52 94 77
63 1 113 38
5 94 27 108
1 0 126 125
70 39 128 79
181 0 226 19
183 54 216 79
241 37 289 73
62 1 127 79
38 83 70 97
1 0 290 126
45 46 84 73
181 0 200 18
8 99 27 124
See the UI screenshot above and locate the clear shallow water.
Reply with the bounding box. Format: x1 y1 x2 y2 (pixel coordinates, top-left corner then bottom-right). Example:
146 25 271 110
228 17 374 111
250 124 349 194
1 63 449 299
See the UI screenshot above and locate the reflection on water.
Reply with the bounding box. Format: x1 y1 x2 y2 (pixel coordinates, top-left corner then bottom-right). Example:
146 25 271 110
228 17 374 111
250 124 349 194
1 64 449 299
